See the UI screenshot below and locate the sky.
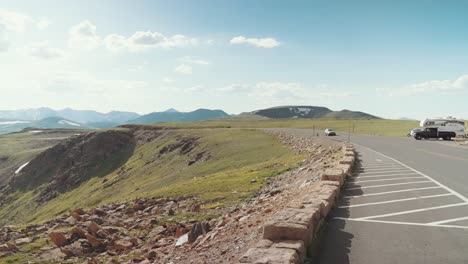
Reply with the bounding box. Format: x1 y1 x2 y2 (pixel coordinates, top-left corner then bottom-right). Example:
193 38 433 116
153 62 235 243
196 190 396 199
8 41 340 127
1 0 468 119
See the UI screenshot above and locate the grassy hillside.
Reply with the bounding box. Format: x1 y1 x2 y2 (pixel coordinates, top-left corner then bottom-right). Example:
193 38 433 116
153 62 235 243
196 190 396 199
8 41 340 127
147 119 421 137
0 128 301 225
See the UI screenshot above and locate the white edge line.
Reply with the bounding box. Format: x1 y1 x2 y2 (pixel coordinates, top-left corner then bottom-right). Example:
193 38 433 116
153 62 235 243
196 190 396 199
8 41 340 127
356 202 468 220
342 186 443 198
355 144 468 203
350 176 425 184
333 217 468 229
345 180 432 190
338 193 453 208
352 172 420 179
428 216 468 225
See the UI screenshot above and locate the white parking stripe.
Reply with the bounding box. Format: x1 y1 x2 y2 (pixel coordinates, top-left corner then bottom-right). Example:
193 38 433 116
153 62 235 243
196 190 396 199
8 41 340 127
354 172 420 179
428 216 468 225
345 181 432 190
356 202 468 220
355 169 414 175
355 167 409 172
357 164 401 169
342 186 443 199
357 145 468 203
356 166 405 171
350 176 425 184
338 193 453 208
333 217 468 230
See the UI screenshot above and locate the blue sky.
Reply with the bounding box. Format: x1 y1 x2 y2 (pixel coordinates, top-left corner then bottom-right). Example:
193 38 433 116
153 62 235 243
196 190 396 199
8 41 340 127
1 0 467 119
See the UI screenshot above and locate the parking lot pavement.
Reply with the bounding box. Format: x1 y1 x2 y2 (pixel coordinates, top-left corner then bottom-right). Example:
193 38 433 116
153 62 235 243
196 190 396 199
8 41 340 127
333 146 468 228
317 144 468 264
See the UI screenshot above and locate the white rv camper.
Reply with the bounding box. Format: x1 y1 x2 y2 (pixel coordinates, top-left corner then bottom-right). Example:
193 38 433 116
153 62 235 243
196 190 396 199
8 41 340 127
420 117 465 137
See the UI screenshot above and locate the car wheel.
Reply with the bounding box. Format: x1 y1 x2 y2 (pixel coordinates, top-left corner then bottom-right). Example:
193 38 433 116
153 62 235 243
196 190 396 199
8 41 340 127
415 135 421 140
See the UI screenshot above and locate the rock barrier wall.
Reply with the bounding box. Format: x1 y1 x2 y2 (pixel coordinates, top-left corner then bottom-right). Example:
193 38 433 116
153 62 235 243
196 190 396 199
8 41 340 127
238 143 355 264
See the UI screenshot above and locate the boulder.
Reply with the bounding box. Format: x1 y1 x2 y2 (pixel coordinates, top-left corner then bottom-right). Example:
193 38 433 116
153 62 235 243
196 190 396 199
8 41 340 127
48 232 68 247
14 237 34 246
320 169 345 186
188 222 210 243
114 239 133 252
69 227 86 240
272 240 306 261
340 156 355 165
85 233 106 251
239 247 300 264
263 208 316 245
0 243 17 252
86 221 101 236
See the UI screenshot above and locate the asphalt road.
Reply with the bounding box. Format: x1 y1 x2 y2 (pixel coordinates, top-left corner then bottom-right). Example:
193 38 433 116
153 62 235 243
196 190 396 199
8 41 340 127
315 132 468 264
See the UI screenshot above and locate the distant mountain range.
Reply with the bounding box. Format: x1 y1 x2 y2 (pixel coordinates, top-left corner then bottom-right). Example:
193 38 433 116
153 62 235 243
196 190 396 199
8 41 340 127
0 117 87 134
0 108 230 134
251 106 380 119
0 107 139 124
0 106 381 135
131 109 229 124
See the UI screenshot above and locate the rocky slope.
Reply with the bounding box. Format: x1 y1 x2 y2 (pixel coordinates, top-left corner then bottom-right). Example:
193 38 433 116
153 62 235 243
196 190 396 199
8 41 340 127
0 130 342 263
7 130 136 202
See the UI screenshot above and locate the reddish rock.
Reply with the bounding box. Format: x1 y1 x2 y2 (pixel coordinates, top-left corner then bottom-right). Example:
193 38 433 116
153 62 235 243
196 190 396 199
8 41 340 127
69 227 86 240
70 212 82 221
48 232 69 247
72 208 86 215
85 233 106 250
0 243 17 252
133 203 145 211
114 239 133 252
86 221 101 235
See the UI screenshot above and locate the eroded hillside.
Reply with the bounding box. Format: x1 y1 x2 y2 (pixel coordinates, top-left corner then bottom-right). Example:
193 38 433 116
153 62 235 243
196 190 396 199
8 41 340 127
0 126 301 227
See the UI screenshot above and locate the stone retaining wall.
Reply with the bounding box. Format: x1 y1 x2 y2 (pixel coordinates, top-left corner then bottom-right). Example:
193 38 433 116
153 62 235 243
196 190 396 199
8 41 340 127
238 143 355 264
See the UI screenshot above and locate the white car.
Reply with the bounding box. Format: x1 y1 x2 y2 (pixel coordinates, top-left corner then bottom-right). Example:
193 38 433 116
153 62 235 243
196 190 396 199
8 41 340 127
324 128 336 136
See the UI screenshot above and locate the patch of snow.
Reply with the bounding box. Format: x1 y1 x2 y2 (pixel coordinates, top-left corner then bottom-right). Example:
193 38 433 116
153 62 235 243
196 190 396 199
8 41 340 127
58 120 80 127
28 130 43 133
0 121 31 125
297 107 311 114
15 162 30 174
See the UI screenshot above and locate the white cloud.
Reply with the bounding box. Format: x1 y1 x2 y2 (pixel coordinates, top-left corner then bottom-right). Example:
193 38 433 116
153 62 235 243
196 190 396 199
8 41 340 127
103 31 197 52
230 36 280 48
180 56 210 65
379 74 468 96
68 20 101 50
104 34 127 52
28 42 64 59
0 9 32 32
175 64 192 74
36 18 50 30
127 32 197 51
